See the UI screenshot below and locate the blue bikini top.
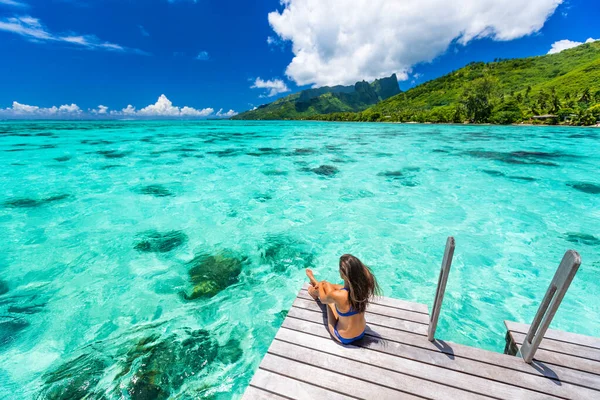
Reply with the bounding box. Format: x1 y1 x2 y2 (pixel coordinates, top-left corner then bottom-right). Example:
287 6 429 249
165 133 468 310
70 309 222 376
336 287 359 317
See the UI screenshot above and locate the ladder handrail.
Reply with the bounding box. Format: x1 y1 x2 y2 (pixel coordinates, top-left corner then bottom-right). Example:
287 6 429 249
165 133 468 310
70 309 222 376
428 236 455 342
521 250 581 363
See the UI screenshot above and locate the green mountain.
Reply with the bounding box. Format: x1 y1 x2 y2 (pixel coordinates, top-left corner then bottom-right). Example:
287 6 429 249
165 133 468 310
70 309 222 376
233 74 401 120
311 41 600 125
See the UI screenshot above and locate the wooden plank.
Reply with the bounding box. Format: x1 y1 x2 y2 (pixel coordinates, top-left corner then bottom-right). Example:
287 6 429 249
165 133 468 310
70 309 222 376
281 316 600 399
287 306 600 391
249 368 349 400
292 298 428 336
297 290 429 324
505 321 600 350
275 327 549 400
508 332 600 375
269 337 486 400
242 385 290 400
300 282 429 314
509 331 600 362
260 353 420 400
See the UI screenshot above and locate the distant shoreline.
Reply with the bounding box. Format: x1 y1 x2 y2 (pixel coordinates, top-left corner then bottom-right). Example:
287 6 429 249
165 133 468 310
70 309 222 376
0 119 598 128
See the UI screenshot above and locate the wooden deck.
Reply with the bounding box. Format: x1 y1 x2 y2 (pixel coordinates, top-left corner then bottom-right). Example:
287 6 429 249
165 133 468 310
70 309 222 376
243 284 600 399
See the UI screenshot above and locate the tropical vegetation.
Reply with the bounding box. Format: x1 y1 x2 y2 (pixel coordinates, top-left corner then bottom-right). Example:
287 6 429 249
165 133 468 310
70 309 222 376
237 41 600 126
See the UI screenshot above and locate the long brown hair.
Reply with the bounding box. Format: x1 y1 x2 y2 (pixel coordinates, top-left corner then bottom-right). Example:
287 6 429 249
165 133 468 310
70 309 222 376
339 254 381 314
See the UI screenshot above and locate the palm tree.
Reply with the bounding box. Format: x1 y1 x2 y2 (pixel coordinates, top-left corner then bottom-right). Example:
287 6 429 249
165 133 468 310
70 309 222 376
580 88 591 103
549 95 561 114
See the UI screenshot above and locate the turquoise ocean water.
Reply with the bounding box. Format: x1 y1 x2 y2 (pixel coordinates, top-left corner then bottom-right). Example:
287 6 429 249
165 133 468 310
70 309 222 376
0 121 599 398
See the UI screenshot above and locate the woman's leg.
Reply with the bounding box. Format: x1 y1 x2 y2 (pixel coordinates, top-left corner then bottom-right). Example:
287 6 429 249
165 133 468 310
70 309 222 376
326 303 341 342
307 284 319 300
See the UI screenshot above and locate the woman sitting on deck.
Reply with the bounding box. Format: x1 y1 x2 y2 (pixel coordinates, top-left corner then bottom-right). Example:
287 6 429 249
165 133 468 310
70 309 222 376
306 254 380 345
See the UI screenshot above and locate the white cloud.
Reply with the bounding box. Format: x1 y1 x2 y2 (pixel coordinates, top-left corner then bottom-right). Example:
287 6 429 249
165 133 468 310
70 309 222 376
548 37 598 54
58 104 81 113
0 15 145 54
1 96 232 119
0 0 28 7
196 51 209 61
90 105 108 114
120 105 136 116
0 101 82 118
250 77 290 97
268 0 564 86
121 95 216 118
216 108 238 118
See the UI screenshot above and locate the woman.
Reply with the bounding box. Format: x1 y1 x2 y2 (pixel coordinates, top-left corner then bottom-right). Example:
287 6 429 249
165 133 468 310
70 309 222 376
306 254 380 344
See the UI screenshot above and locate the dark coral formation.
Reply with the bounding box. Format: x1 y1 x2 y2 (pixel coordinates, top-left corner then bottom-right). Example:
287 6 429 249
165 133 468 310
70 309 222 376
262 169 288 176
0 316 29 347
134 230 188 253
136 185 174 197
292 148 317 155
565 232 600 246
0 280 8 296
247 147 284 157
100 164 122 170
54 155 72 162
311 165 339 176
253 193 273 202
41 327 239 400
463 150 570 167
96 150 132 159
182 251 247 300
482 169 505 177
42 353 108 400
118 330 218 399
207 148 240 157
377 169 419 187
509 176 536 182
377 170 404 178
567 182 600 194
260 235 315 273
3 194 70 208
81 139 114 145
217 338 243 365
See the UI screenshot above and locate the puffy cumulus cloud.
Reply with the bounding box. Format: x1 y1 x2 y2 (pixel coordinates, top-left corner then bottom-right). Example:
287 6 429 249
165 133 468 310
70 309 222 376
268 0 564 86
216 108 238 118
1 96 232 119
133 95 213 117
91 105 109 115
250 77 290 97
0 101 82 118
112 95 217 118
0 15 147 54
548 38 598 54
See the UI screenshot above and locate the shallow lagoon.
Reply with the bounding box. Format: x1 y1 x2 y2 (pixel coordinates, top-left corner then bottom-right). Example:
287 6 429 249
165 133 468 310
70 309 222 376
0 120 599 398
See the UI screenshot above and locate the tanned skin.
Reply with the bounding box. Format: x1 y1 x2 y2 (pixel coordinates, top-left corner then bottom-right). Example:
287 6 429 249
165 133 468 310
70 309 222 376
306 268 366 342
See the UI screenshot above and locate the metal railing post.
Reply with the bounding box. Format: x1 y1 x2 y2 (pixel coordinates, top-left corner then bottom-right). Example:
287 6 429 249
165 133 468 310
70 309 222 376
521 250 581 363
428 237 455 342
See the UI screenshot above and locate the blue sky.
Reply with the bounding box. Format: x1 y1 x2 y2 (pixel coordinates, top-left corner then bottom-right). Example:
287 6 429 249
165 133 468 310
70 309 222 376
0 0 598 118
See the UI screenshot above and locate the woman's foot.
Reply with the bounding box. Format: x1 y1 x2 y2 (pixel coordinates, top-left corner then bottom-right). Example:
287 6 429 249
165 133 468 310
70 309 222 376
307 284 319 300
306 268 318 286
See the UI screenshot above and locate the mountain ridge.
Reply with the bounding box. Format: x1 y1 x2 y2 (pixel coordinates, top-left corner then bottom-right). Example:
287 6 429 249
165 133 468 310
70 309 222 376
234 42 600 125
232 74 401 120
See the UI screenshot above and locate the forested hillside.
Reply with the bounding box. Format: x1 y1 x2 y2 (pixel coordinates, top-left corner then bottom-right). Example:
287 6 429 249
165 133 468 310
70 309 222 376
306 42 600 125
